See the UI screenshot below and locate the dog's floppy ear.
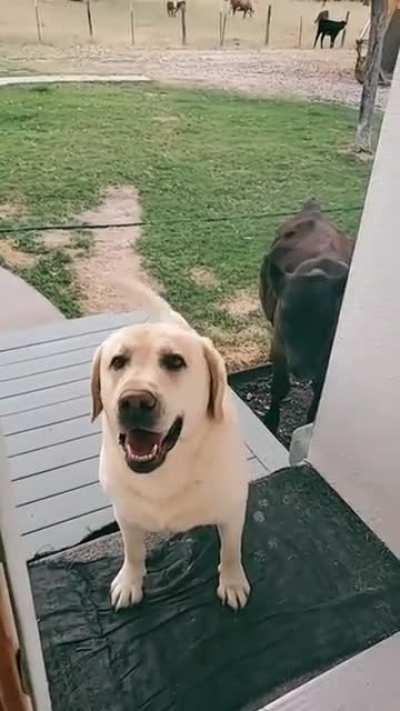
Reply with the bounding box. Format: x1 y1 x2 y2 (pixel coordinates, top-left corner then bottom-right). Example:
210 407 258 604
91 345 103 422
202 337 227 421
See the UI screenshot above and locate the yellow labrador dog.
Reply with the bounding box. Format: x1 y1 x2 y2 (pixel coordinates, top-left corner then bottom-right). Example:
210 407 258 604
91 318 250 611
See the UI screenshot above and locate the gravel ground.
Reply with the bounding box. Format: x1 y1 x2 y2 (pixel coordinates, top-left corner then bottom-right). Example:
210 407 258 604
230 367 313 449
0 44 389 108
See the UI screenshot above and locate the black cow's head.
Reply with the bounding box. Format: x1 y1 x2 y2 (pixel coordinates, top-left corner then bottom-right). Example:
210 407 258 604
273 258 349 382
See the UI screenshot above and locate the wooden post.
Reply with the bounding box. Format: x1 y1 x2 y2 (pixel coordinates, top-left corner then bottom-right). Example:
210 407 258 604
298 15 303 48
220 10 227 47
356 0 388 152
130 2 135 45
219 10 222 44
265 4 272 46
181 2 187 46
34 0 42 43
86 0 94 40
341 10 351 47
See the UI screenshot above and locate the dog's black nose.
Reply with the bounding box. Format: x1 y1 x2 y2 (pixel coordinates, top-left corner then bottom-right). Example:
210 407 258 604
119 391 157 416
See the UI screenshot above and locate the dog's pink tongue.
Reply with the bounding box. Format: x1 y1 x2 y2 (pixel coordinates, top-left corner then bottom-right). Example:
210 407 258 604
127 430 162 456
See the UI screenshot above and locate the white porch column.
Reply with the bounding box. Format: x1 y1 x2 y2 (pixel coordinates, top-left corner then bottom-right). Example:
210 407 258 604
308 57 400 556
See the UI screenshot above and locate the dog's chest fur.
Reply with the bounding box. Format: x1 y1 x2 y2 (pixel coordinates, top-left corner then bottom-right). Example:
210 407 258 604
99 435 248 534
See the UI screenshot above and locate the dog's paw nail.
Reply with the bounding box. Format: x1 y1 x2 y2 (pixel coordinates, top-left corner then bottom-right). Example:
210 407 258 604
110 569 144 609
217 571 250 610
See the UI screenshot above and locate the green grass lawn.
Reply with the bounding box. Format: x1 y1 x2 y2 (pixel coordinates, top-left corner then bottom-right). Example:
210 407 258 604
0 83 373 364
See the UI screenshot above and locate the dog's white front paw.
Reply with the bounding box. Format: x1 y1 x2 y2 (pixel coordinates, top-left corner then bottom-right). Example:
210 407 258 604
110 564 144 610
217 565 250 610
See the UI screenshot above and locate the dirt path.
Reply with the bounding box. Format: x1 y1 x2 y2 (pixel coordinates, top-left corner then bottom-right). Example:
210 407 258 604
0 44 389 108
44 185 165 315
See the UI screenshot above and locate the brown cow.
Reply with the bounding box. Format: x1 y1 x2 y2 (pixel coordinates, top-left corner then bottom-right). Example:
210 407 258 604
230 0 254 18
259 200 354 434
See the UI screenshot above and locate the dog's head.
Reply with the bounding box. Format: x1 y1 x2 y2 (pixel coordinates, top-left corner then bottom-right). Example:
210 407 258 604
91 322 227 474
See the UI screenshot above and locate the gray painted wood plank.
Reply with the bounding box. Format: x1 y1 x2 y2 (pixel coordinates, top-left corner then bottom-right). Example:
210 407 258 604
0 310 149 355
1 395 90 436
0 379 88 416
0 345 95 381
0 362 90 399
23 507 113 560
0 328 117 366
235 393 288 473
8 429 256 481
9 433 101 479
18 457 267 535
249 457 268 481
18 482 109 534
2 398 254 459
10 428 253 468
13 450 262 510
6 416 99 456
7 411 254 459
13 457 99 506
261 632 400 711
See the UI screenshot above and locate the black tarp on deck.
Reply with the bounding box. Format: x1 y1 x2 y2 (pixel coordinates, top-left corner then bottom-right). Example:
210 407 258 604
30 466 400 711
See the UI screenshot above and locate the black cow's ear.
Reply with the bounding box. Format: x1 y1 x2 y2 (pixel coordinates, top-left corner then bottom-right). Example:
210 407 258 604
322 260 349 297
324 260 349 279
327 261 349 289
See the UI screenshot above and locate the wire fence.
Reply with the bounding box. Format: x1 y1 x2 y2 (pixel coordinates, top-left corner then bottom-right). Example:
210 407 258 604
4 0 367 52
0 204 363 236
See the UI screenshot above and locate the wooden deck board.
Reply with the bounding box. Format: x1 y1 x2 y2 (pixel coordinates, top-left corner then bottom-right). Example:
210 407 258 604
0 345 95 380
0 311 288 560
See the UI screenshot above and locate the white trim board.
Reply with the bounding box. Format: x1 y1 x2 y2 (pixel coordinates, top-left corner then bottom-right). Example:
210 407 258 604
0 430 52 710
0 74 149 87
308 56 400 558
260 632 400 711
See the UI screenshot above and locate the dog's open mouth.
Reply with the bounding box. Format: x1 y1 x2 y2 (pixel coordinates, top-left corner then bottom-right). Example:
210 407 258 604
118 416 183 473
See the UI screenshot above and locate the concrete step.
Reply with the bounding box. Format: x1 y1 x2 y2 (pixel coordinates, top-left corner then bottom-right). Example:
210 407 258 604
0 267 64 331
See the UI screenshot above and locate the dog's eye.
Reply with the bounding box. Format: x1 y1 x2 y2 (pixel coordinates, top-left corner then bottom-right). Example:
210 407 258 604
110 354 128 371
160 353 187 371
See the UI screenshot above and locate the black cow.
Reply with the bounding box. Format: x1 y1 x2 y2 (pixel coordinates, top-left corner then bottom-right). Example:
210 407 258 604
314 18 347 48
259 200 353 434
175 0 186 14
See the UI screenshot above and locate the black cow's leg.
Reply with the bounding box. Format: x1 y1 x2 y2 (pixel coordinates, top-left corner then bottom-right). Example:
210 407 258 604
264 340 290 435
314 30 320 48
330 35 335 48
321 33 324 49
307 376 325 424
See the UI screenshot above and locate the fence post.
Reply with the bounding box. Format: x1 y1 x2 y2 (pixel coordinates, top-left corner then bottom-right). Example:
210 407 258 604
34 0 42 43
220 10 227 47
341 11 350 48
130 2 135 45
86 0 94 40
298 15 303 48
265 4 272 46
181 3 187 46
